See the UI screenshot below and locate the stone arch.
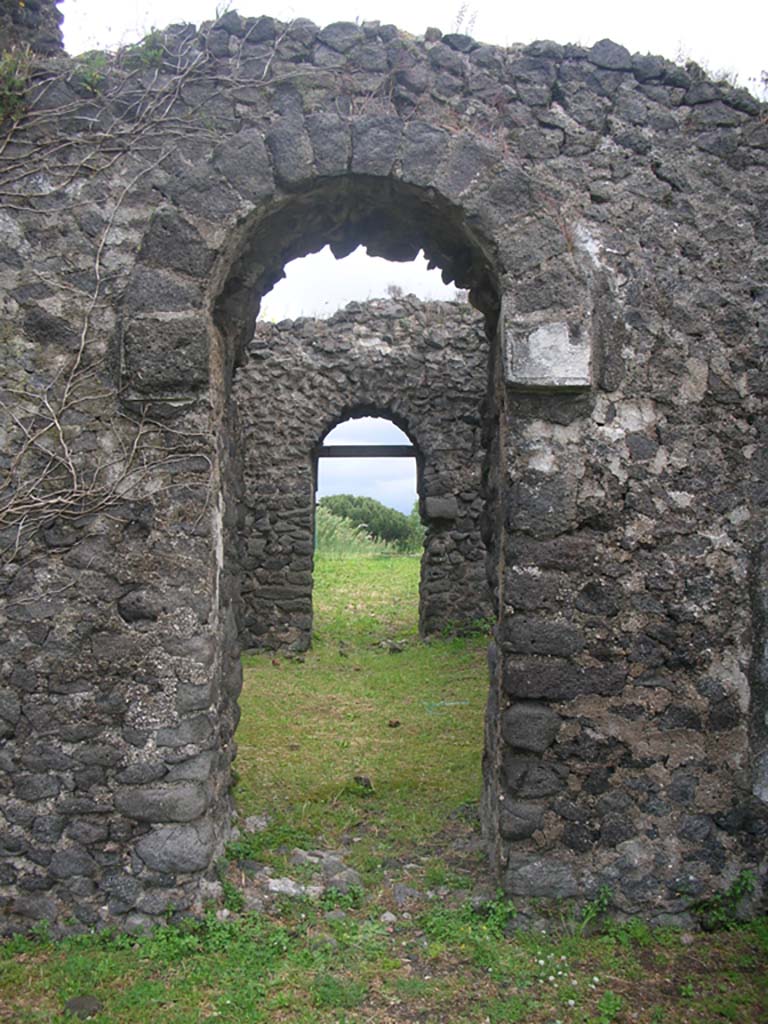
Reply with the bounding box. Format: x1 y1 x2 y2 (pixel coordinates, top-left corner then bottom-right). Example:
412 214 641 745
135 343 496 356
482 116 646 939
317 403 422 453
120 162 599 409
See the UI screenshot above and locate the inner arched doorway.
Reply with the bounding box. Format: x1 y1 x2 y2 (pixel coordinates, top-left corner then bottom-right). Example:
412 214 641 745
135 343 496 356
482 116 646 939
234 297 492 651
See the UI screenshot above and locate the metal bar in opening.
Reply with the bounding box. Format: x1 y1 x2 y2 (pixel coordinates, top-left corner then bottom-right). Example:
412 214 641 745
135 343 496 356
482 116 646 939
316 445 416 458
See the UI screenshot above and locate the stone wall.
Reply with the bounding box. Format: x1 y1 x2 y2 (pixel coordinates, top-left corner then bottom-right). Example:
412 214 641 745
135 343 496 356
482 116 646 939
234 296 491 650
0 0 63 55
0 12 766 932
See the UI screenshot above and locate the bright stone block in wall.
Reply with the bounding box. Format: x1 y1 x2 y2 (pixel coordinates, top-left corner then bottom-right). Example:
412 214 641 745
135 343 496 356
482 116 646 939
503 316 592 391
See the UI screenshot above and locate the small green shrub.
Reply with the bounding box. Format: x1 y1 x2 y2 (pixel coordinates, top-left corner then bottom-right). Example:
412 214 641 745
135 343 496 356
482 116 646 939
594 989 624 1023
750 914 768 952
0 46 32 123
423 860 472 890
421 891 516 947
70 50 108 94
692 870 756 931
607 916 654 949
580 885 612 935
216 859 245 913
120 29 165 71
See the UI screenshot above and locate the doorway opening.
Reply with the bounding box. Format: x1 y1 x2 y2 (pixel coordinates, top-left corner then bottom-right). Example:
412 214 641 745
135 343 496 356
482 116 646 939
226 175 498 913
313 413 423 644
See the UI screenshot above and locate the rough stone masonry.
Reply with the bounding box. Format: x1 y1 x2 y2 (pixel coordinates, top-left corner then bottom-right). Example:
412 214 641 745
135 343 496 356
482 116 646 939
0 2 766 932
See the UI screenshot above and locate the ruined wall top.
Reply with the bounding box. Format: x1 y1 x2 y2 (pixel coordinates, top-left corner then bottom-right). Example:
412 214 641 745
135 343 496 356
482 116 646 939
0 0 63 55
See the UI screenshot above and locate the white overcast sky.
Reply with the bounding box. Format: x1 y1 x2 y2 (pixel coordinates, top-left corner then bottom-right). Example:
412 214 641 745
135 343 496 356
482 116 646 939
319 419 416 514
60 1 766 513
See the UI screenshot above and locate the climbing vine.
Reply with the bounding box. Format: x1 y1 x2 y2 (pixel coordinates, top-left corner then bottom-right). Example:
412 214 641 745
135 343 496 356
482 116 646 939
0 19 345 561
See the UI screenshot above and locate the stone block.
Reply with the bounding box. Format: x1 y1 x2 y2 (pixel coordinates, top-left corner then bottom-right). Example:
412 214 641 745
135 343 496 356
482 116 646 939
499 800 544 839
138 207 215 278
116 762 167 785
306 112 351 176
504 855 580 897
213 129 274 203
588 39 633 70
501 616 584 657
31 816 65 843
317 21 363 52
265 115 313 186
575 581 621 616
102 871 142 908
122 315 210 394
65 820 109 845
599 812 636 847
501 702 561 752
400 120 448 184
0 689 21 725
14 774 60 801
115 783 209 822
424 495 458 520
502 754 566 798
117 587 164 623
176 682 216 714
436 134 497 200
122 266 203 314
49 847 98 879
135 820 217 873
503 657 627 700
12 895 58 921
503 306 592 390
76 744 125 768
166 751 217 782
156 714 214 749
506 474 578 538
351 115 402 176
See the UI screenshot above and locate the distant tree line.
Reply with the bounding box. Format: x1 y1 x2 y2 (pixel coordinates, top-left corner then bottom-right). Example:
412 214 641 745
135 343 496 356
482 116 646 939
318 494 424 553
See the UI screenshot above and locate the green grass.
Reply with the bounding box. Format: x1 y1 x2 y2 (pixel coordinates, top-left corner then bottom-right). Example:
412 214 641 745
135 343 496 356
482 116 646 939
235 553 487 872
1 555 767 1024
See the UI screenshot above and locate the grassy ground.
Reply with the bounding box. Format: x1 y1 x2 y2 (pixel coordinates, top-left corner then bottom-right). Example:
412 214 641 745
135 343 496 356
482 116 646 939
1 554 766 1023
234 554 487 862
